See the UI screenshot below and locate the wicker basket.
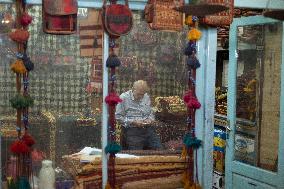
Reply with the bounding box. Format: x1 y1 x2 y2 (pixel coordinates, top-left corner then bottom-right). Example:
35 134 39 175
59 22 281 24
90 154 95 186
144 0 184 32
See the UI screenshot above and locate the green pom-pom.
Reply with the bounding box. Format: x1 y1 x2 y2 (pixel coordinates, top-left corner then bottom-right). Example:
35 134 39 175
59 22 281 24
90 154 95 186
10 94 34 109
105 142 121 154
17 176 31 189
183 134 202 149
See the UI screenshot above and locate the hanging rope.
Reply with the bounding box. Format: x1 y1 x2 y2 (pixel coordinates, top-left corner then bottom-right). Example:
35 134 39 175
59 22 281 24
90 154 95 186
182 15 202 189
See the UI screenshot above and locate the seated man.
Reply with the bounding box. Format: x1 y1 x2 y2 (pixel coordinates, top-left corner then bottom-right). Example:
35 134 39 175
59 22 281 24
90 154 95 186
115 80 162 150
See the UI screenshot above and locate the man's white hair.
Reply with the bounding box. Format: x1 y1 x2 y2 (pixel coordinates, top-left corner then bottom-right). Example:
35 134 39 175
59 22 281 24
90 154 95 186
133 80 149 93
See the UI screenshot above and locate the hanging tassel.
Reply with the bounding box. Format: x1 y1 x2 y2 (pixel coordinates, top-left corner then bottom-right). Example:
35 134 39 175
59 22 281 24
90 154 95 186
10 140 30 154
17 176 31 189
22 132 35 147
183 134 202 149
184 42 197 56
9 29 30 43
105 142 121 154
187 56 200 69
11 60 27 74
185 16 195 26
10 94 34 109
183 91 201 109
187 28 202 41
106 54 121 68
20 12 33 27
105 93 123 106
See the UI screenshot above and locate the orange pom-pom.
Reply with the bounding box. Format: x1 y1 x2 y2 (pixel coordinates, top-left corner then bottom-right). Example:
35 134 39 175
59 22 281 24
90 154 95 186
187 28 202 41
9 29 29 43
185 16 195 26
11 59 27 74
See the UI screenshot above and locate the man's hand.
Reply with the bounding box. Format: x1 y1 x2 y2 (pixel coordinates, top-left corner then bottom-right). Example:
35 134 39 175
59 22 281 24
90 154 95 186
130 120 154 127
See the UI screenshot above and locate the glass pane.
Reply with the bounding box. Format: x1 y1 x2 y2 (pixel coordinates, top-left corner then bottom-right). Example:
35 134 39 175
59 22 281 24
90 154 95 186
0 5 102 187
235 23 282 172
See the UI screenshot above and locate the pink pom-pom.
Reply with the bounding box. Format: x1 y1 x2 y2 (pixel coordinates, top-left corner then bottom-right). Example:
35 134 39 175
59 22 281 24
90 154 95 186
183 91 201 109
20 13 32 27
10 140 30 154
105 93 122 106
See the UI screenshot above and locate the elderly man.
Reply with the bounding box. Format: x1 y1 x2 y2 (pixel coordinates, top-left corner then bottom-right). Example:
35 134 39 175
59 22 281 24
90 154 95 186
115 80 162 150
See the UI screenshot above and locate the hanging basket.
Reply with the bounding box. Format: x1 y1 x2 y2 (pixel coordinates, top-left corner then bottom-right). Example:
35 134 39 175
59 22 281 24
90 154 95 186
174 0 229 16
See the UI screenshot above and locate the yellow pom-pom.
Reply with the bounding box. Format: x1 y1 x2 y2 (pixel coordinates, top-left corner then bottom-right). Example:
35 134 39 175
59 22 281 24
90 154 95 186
11 59 27 74
105 182 112 189
188 28 202 41
185 16 195 26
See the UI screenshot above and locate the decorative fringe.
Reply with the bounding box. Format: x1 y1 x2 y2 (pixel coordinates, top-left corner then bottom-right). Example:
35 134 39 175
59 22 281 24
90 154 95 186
11 60 27 74
105 142 121 154
106 54 121 68
9 29 30 43
105 93 123 106
183 134 202 149
10 94 34 109
10 140 30 154
187 28 202 41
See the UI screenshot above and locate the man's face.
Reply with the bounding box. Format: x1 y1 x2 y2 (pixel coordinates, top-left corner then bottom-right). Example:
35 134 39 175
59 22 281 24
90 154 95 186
133 87 145 100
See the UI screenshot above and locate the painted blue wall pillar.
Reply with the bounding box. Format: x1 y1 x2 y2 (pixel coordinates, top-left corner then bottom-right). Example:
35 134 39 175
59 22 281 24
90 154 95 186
196 27 217 188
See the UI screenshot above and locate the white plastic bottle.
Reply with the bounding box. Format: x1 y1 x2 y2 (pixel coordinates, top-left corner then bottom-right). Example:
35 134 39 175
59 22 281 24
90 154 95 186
39 160 55 189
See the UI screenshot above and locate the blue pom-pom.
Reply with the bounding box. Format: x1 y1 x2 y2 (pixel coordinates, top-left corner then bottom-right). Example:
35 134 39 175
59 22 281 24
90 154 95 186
187 56 201 69
184 42 196 56
106 54 121 68
22 53 34 71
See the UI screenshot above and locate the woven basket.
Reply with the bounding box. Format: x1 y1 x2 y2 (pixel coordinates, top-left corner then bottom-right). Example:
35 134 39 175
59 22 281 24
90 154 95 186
144 0 184 32
200 0 234 26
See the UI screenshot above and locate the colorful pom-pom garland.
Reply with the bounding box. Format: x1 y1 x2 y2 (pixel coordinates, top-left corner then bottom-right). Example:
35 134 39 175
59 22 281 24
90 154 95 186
11 59 27 74
182 15 202 189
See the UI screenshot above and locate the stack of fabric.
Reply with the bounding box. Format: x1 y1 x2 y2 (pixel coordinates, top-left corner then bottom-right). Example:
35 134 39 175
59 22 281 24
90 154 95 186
62 148 186 189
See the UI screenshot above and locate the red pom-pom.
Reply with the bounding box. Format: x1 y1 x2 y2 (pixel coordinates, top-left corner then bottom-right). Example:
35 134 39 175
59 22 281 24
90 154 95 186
10 140 30 154
183 91 201 109
22 132 35 146
20 13 33 27
105 93 122 106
